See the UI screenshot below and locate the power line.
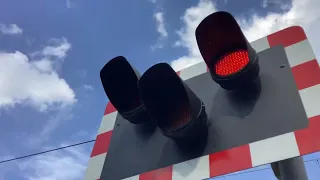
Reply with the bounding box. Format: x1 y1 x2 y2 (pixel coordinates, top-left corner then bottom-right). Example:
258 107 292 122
0 139 95 164
1 140 320 178
212 158 320 179
223 167 271 177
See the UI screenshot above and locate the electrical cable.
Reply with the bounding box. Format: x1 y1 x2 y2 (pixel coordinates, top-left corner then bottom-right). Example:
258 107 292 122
1 140 320 179
210 158 320 179
0 139 95 164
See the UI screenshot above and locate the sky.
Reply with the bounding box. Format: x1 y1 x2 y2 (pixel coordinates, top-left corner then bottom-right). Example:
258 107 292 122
0 0 320 179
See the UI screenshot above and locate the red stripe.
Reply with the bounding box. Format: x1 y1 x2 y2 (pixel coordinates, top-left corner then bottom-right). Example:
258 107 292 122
267 26 307 47
295 115 320 155
209 144 252 177
104 102 117 115
139 166 173 180
176 71 180 76
90 131 113 157
291 59 320 90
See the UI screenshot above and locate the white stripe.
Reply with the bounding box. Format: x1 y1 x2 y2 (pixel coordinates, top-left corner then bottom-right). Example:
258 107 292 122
250 37 270 53
249 132 300 167
97 111 118 134
84 153 107 180
172 155 210 180
179 61 207 80
285 40 316 67
122 175 140 180
299 84 320 118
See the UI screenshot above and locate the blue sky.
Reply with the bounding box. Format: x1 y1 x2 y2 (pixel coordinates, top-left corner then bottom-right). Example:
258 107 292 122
0 0 320 179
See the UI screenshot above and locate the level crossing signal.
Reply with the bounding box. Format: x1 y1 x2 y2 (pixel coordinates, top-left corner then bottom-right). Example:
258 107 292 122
89 11 315 180
100 11 262 147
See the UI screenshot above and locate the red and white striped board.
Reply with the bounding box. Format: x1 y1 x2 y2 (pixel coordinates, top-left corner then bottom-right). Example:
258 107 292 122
84 26 320 180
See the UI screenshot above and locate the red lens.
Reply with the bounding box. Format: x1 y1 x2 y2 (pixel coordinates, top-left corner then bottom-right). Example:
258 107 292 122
169 104 190 130
215 50 249 76
138 63 192 132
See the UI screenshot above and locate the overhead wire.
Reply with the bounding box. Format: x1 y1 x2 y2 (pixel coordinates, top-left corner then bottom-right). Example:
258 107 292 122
0 139 95 164
1 140 320 178
214 158 320 179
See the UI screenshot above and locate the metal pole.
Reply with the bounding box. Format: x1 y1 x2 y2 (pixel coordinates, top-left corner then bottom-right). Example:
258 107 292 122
271 157 308 180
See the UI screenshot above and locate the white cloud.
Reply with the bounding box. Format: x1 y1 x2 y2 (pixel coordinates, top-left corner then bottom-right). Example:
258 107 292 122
170 0 320 71
66 0 77 8
262 0 271 7
154 11 168 38
31 58 54 73
148 0 156 3
19 145 90 180
150 43 164 51
262 0 291 10
34 37 71 59
171 0 217 71
83 84 93 91
151 11 168 51
0 24 23 35
66 0 72 8
0 37 76 111
30 38 71 73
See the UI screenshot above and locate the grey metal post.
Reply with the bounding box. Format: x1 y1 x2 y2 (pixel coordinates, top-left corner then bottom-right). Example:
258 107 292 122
271 157 308 180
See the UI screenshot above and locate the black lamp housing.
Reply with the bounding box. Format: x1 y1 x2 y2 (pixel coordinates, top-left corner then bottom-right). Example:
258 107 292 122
138 63 208 146
100 56 149 124
196 11 260 90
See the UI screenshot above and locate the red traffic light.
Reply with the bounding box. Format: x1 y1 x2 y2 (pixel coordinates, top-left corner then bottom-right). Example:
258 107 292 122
196 11 260 90
138 63 208 146
215 50 249 76
100 56 149 124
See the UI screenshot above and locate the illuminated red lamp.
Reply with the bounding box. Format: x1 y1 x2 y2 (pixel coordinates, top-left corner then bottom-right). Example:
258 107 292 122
215 50 249 77
100 56 149 124
196 11 260 90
